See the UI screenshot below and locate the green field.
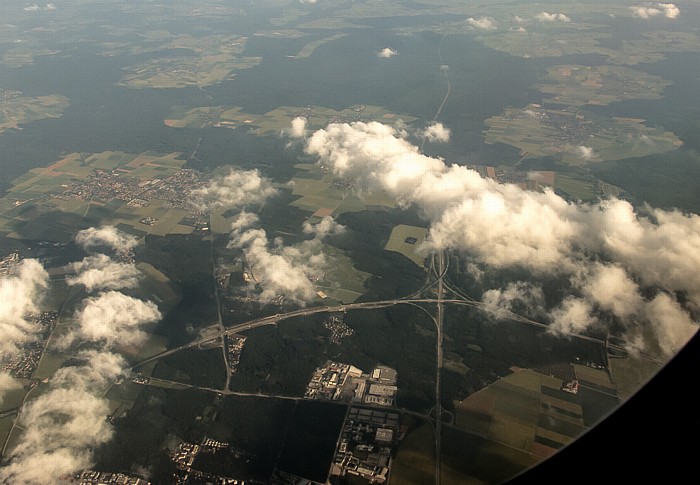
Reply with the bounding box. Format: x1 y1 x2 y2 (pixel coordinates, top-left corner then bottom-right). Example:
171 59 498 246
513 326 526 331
0 92 69 133
0 151 201 241
165 103 416 136
453 369 585 456
294 33 347 58
485 106 682 165
608 354 661 402
118 35 262 89
391 422 436 485
536 65 670 107
289 163 397 219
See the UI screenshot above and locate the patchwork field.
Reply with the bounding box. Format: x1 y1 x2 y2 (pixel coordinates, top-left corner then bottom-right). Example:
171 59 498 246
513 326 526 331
118 35 261 89
165 104 417 135
454 368 587 458
485 105 681 165
289 163 397 219
0 151 206 242
536 65 670 107
0 92 69 134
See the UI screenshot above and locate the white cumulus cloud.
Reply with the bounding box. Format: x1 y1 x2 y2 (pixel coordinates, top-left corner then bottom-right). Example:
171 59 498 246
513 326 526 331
535 12 571 22
421 122 451 143
289 116 307 138
377 47 398 58
467 17 498 30
482 282 546 320
631 3 679 19
0 372 22 407
0 259 49 357
228 213 339 304
303 121 700 352
0 351 127 485
66 254 142 292
76 226 139 253
190 168 277 211
577 146 598 161
57 291 161 349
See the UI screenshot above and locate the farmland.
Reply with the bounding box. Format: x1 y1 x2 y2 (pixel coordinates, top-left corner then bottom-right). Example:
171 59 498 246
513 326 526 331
118 35 261 89
484 105 681 165
289 162 397 219
384 224 429 268
164 103 416 135
0 151 211 242
453 369 586 457
0 91 68 134
536 65 670 107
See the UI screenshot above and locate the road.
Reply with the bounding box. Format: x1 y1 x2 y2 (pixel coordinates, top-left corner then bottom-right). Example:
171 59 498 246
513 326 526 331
433 251 446 485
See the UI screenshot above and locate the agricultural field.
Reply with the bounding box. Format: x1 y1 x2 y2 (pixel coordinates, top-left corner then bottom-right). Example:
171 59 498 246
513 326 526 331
0 151 209 241
1 47 61 69
294 33 347 58
608 353 661 402
536 65 670 107
313 243 372 303
0 91 69 134
453 369 586 458
554 173 599 203
384 224 429 268
484 105 682 165
118 35 261 89
391 422 435 485
165 104 416 135
289 163 396 219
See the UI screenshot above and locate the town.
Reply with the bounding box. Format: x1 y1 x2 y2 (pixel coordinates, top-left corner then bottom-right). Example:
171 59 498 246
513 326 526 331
55 167 206 213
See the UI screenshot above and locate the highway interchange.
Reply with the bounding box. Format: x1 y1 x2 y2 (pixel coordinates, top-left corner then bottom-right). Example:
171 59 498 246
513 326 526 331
129 250 642 485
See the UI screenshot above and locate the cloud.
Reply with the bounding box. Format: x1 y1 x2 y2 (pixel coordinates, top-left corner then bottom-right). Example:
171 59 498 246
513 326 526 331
305 121 579 271
45 3 56 10
302 216 346 238
76 226 139 253
421 122 451 143
0 259 49 357
289 116 307 138
577 146 598 161
0 372 22 407
645 293 698 356
482 282 545 320
535 12 571 22
57 291 161 349
631 3 679 19
228 213 337 304
631 6 662 18
66 254 142 292
23 4 40 11
190 168 277 211
0 351 127 485
466 17 498 30
578 264 643 320
303 121 700 351
377 47 398 58
549 297 596 336
659 3 680 18
547 263 697 356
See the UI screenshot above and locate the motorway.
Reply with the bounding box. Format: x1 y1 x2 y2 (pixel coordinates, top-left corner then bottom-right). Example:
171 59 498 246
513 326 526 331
434 251 446 485
128 249 645 485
